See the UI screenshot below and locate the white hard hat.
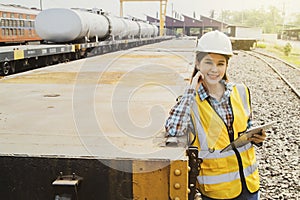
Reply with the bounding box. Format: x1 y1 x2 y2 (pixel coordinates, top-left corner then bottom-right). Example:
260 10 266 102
196 30 233 56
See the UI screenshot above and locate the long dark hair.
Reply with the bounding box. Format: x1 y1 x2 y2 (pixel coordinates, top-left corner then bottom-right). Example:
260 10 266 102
191 52 230 83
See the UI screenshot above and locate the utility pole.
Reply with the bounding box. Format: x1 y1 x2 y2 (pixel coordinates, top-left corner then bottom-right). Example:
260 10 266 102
221 10 223 32
281 2 285 40
40 0 43 10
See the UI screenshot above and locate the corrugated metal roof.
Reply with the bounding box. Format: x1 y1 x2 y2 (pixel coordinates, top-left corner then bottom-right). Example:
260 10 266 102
0 4 40 15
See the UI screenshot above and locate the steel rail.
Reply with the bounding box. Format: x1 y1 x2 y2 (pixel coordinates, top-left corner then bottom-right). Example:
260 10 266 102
252 50 299 71
245 51 300 98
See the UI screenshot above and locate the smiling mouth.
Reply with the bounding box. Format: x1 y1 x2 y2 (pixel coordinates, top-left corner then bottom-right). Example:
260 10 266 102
208 74 219 79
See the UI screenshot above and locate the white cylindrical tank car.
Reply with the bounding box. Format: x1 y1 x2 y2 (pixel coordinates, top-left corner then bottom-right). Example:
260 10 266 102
35 8 158 43
152 24 159 37
35 8 110 42
123 20 140 39
138 22 153 38
106 16 127 39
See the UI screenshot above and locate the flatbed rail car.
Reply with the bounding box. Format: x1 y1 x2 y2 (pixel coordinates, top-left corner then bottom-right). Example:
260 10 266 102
227 25 262 50
230 37 258 50
0 37 198 200
0 37 171 75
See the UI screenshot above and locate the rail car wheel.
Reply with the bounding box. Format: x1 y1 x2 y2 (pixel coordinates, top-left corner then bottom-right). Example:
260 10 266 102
44 57 50 66
2 62 11 75
10 64 15 74
74 51 80 60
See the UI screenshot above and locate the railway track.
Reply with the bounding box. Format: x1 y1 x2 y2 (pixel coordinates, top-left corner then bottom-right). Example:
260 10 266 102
228 51 299 199
245 50 300 98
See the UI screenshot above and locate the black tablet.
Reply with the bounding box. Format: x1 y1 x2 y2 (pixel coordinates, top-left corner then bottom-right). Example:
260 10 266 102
220 121 276 153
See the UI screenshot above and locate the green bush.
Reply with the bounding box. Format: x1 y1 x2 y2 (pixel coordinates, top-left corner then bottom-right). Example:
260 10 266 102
256 42 266 48
283 43 292 56
274 44 283 51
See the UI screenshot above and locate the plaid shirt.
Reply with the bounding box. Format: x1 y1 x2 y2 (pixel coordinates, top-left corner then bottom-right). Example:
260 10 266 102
165 81 237 140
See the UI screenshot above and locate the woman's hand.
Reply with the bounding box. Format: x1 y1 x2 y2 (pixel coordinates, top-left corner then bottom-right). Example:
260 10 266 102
191 71 204 90
248 130 266 144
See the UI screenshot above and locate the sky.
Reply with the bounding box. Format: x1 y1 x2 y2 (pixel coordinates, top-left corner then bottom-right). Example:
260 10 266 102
1 0 299 21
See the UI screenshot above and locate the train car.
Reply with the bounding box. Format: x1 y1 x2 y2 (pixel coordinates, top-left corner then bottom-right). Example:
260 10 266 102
226 25 262 50
35 8 159 43
0 7 164 75
0 9 165 76
0 4 42 44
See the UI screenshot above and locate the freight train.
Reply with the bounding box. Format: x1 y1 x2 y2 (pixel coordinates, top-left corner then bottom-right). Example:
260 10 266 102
35 8 159 43
0 7 166 75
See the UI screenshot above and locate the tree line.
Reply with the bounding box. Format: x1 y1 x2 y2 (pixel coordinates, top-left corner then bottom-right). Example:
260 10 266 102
214 6 300 34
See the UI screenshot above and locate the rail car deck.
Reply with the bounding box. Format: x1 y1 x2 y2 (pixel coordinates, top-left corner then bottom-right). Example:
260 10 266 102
0 38 196 158
0 37 197 199
0 43 74 62
0 37 172 75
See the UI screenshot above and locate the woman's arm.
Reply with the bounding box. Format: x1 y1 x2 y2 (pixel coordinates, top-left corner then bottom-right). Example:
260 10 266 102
165 71 203 136
165 87 195 136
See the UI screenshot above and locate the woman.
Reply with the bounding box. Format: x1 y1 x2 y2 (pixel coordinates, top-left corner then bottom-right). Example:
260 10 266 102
165 31 266 200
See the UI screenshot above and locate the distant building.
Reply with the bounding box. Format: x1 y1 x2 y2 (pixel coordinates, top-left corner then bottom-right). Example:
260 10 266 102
147 14 228 37
199 15 227 33
282 28 300 41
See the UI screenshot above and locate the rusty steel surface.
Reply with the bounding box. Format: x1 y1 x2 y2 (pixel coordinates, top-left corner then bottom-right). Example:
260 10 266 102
0 38 196 161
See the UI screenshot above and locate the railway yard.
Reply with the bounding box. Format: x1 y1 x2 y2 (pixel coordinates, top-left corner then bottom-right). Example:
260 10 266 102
0 37 299 199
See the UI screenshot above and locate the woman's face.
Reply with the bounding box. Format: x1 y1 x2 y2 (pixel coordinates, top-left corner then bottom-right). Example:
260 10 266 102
196 53 227 85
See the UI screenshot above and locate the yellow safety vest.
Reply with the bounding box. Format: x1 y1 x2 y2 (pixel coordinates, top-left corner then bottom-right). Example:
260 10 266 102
190 84 260 199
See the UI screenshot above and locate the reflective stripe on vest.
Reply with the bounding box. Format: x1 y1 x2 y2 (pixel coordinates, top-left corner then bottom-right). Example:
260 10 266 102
197 162 258 184
235 84 250 117
199 143 252 159
191 101 209 150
